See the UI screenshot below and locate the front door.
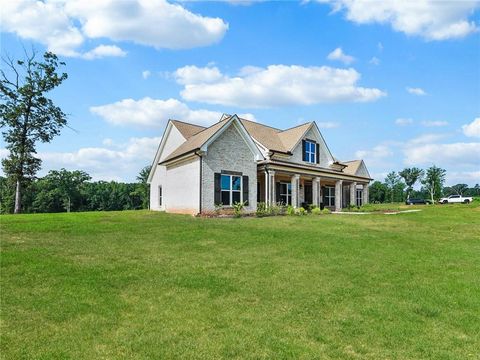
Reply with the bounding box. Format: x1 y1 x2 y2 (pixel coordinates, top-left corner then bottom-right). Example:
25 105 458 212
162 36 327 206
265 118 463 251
304 184 312 204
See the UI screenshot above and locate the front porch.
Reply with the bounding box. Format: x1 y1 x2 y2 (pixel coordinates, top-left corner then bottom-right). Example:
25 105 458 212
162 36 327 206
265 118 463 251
257 166 369 211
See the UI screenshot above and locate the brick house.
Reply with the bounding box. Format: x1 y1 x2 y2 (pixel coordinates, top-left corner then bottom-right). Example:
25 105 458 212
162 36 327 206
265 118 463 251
147 114 372 214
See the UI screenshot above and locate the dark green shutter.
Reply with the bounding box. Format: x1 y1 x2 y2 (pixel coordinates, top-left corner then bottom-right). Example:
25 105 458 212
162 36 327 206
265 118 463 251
242 175 249 205
316 143 320 164
302 140 307 161
214 173 221 205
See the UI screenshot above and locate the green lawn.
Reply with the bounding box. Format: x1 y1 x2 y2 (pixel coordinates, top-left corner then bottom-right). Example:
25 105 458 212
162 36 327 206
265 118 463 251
1 204 479 359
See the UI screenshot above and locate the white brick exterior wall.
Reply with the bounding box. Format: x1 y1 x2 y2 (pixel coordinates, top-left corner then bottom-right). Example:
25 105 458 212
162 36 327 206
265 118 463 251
201 123 257 212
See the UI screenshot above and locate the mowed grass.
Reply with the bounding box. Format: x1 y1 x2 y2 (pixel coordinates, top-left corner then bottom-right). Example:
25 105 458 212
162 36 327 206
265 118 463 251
1 204 479 359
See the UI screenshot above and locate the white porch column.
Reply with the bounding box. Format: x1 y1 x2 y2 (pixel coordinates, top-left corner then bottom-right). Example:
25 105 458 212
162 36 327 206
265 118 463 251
291 174 300 208
312 177 321 207
269 171 276 205
264 170 269 205
335 180 343 212
363 183 369 205
350 182 356 206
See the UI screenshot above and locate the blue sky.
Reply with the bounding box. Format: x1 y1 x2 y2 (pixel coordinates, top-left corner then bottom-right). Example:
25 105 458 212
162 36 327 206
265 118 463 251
1 0 479 184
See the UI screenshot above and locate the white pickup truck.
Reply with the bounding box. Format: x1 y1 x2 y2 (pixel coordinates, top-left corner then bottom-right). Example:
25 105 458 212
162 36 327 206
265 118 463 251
438 195 473 204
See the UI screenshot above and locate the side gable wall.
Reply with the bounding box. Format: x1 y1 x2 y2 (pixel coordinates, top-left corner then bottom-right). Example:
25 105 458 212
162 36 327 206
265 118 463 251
149 125 187 211
356 161 370 178
201 123 257 212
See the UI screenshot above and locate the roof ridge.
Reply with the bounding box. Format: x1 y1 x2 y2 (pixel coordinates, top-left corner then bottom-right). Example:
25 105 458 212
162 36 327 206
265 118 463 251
239 117 282 132
279 121 313 133
170 119 206 128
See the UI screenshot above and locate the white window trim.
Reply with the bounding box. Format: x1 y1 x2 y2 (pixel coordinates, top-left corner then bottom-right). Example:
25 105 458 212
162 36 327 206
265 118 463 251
305 140 316 164
279 182 292 205
220 174 243 207
325 186 335 207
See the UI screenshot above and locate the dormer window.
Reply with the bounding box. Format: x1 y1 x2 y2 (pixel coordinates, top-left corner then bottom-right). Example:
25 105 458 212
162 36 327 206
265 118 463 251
302 139 318 164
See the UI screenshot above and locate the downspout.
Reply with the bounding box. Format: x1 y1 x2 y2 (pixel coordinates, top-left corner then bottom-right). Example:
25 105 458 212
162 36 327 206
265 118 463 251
195 152 202 215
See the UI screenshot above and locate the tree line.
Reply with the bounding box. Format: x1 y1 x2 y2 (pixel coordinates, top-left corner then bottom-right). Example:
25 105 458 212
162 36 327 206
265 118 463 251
0 166 151 214
369 166 479 203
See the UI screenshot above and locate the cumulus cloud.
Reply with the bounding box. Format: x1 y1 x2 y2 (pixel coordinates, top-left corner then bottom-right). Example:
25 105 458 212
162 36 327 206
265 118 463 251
407 87 427 96
369 57 380 65
177 65 386 107
317 0 480 40
0 137 161 181
0 0 228 57
355 144 393 161
142 70 152 79
395 118 413 126
90 97 224 128
327 47 355 64
421 120 448 127
404 142 480 167
462 117 480 138
82 45 127 60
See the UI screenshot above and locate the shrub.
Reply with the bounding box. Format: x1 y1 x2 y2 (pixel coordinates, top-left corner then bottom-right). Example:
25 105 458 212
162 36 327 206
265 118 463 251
287 205 296 216
232 201 246 218
297 207 307 216
269 203 281 216
311 207 321 215
321 208 331 214
256 202 267 217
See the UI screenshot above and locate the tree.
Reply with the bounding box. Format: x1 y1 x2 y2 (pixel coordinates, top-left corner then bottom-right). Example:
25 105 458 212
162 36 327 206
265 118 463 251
133 165 151 209
384 172 405 203
451 183 469 196
369 181 388 203
422 165 446 203
399 167 424 200
0 50 68 213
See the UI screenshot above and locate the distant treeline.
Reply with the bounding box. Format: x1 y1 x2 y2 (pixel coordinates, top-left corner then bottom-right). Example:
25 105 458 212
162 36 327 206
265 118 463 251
0 167 150 214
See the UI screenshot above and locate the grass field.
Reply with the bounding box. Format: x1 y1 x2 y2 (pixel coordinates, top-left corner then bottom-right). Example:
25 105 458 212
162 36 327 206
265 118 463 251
1 203 479 359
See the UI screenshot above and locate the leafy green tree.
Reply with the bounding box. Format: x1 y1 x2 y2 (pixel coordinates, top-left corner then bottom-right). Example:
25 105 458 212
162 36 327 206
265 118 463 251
369 181 388 203
399 167 424 200
384 172 405 203
0 51 68 213
0 176 15 214
132 165 151 209
451 183 469 196
422 165 446 203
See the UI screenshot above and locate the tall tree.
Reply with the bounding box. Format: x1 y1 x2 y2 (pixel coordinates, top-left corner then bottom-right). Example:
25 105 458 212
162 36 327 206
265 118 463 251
384 171 404 203
0 51 68 213
369 181 388 203
132 165 151 209
422 166 446 203
399 167 424 200
451 183 469 196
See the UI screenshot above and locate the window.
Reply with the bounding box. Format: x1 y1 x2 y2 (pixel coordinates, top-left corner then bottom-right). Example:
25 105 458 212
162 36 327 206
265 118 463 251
158 185 162 206
324 186 335 207
221 174 242 206
356 189 363 207
304 140 316 163
279 182 292 205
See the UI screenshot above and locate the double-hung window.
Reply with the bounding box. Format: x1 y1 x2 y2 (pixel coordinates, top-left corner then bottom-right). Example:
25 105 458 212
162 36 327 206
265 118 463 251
305 140 316 163
279 182 292 205
356 189 363 207
324 186 335 207
158 185 162 206
221 174 242 206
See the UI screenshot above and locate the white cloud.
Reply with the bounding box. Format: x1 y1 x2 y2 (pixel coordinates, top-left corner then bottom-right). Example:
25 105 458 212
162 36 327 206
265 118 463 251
421 120 448 127
142 70 152 79
355 144 393 160
0 137 161 181
446 171 480 185
318 0 480 40
404 142 480 166
369 57 380 65
462 117 480 138
174 65 224 85
82 45 127 60
90 97 223 128
407 87 427 96
407 133 447 145
395 118 413 126
327 47 355 64
0 0 228 57
178 65 386 108
317 121 340 129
